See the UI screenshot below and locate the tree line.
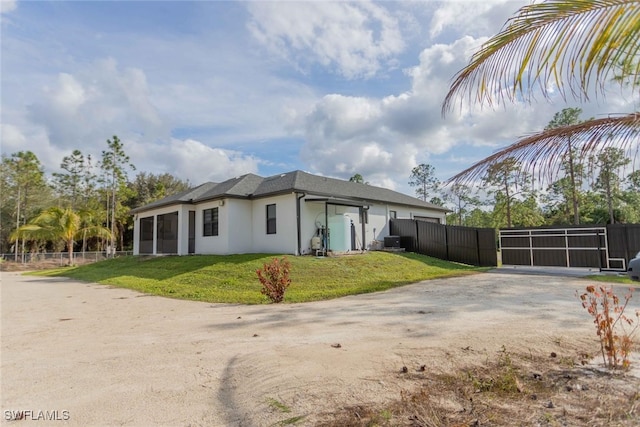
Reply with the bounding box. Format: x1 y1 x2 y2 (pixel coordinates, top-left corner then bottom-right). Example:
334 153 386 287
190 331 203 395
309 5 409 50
408 110 639 228
0 135 190 259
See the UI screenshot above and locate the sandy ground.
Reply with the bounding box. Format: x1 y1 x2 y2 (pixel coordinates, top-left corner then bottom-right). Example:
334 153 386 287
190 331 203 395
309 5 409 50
0 270 637 426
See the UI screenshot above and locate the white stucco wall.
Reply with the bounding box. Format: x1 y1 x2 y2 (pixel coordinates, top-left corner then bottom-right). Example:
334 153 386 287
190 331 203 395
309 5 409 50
133 215 141 255
251 193 298 254
364 204 388 246
195 200 228 254
132 194 447 256
299 200 326 255
227 199 253 254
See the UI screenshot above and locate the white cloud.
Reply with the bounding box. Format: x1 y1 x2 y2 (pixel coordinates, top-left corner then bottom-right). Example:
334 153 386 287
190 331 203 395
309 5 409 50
0 123 26 149
297 43 636 188
299 93 420 187
6 56 264 183
27 58 167 150
141 138 260 184
0 6 321 181
0 122 73 175
0 0 17 14
296 34 566 190
428 1 528 39
246 1 405 79
49 73 86 114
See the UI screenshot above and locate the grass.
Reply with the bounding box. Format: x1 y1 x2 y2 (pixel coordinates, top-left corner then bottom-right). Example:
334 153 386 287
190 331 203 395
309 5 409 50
266 398 291 413
584 274 638 285
30 251 484 304
272 416 306 426
266 398 307 426
317 347 640 426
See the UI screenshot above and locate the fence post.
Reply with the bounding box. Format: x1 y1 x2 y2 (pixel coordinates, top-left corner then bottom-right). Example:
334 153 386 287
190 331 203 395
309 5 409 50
622 224 630 266
476 229 481 267
445 225 450 261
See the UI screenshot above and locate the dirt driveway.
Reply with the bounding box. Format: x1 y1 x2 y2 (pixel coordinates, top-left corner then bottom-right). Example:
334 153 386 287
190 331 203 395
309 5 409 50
0 271 635 426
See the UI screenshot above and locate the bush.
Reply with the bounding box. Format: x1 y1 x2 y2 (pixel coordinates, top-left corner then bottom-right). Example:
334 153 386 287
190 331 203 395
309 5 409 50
256 257 291 303
578 285 640 370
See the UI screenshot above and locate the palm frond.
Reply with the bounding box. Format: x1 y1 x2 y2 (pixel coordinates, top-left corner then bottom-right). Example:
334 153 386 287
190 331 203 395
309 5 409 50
11 224 56 242
443 0 640 114
80 225 112 241
447 112 640 185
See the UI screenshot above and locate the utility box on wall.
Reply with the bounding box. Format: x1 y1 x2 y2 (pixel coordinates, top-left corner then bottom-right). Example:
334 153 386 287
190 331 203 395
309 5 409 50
384 235 401 248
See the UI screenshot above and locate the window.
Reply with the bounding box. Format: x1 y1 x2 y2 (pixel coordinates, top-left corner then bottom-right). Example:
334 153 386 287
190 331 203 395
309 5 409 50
389 210 397 219
266 204 276 234
203 207 219 236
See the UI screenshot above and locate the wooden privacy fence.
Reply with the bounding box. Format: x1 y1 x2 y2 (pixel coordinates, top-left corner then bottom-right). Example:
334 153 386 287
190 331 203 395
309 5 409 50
389 219 497 267
607 224 640 267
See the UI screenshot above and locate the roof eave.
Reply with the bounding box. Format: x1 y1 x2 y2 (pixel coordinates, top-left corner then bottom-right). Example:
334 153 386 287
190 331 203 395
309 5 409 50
300 190 450 212
129 199 195 215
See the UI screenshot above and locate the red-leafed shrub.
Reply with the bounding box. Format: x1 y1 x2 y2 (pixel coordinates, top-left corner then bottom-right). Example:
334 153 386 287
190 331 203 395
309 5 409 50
256 257 291 303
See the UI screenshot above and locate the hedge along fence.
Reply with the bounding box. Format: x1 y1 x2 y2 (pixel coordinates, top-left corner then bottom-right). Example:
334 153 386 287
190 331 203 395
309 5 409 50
389 219 497 267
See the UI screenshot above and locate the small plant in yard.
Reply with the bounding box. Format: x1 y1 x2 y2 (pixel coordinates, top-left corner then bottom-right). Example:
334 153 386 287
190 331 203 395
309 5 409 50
256 257 291 303
266 397 291 413
578 285 640 370
466 350 521 394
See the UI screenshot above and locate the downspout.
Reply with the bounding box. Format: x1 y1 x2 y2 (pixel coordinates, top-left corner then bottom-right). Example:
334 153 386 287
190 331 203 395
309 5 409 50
296 192 306 255
325 201 329 252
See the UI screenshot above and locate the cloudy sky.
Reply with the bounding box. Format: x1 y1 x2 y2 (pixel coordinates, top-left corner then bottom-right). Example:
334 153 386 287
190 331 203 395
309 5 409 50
1 0 636 197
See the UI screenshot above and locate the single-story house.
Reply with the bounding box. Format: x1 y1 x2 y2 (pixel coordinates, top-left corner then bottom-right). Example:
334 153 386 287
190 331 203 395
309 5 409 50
130 170 449 256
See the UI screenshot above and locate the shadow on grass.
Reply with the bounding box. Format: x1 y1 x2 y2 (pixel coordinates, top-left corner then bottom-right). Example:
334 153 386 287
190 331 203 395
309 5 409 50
40 253 270 282
32 252 487 304
396 252 488 271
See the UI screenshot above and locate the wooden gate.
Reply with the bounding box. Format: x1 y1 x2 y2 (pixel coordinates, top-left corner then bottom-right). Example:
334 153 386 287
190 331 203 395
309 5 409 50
499 226 628 271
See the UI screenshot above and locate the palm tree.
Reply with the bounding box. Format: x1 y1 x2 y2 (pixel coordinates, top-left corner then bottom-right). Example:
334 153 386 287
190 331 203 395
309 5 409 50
11 207 112 265
442 0 640 184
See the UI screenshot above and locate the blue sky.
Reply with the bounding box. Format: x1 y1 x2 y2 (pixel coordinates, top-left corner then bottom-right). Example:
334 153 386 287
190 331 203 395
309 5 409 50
1 0 635 198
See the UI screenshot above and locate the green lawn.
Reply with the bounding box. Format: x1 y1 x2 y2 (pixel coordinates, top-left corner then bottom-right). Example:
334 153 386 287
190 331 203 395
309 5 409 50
584 274 637 285
31 252 485 304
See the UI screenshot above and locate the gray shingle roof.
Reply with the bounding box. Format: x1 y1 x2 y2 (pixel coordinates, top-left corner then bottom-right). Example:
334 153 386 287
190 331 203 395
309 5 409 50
199 173 264 199
130 170 448 213
129 182 218 213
